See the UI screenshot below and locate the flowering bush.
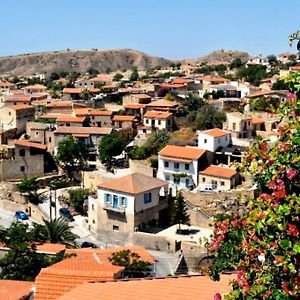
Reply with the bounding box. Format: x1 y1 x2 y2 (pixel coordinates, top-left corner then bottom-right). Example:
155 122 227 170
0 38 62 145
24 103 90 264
208 73 300 299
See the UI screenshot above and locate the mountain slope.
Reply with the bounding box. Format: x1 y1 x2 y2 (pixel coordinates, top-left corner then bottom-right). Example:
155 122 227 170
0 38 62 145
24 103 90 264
0 49 172 76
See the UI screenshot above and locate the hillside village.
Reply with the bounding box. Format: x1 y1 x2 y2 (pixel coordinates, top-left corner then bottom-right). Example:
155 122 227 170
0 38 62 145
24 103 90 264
0 50 298 299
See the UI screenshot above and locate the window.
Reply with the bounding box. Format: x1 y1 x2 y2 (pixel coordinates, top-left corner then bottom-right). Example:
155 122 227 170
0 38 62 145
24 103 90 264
174 177 180 185
158 120 161 125
202 178 206 182
165 174 170 181
225 136 228 141
185 178 190 188
218 138 220 143
113 195 119 208
19 149 25 157
105 193 111 204
221 181 225 186
145 119 149 124
185 164 189 170
8 112 11 116
49 137 52 142
92 204 95 210
164 161 169 168
174 162 179 169
121 196 127 207
35 131 39 135
20 166 25 172
232 123 236 130
92 219 95 224
113 225 119 231
66 123 70 127
204 139 207 144
144 192 152 204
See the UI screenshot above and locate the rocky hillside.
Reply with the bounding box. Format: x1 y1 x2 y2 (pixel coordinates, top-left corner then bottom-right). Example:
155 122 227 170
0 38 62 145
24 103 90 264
184 50 250 65
0 49 172 76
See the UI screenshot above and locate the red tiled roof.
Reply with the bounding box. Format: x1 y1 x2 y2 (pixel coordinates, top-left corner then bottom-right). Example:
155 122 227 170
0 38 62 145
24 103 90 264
289 65 300 71
172 78 194 84
144 111 172 119
25 84 47 90
246 90 289 98
197 76 229 83
161 83 187 89
56 116 86 123
35 243 66 255
74 108 113 117
252 116 265 125
124 104 146 109
5 96 32 102
9 104 34 110
63 88 100 94
201 128 231 138
146 99 178 108
0 280 34 300
57 275 235 300
98 173 167 194
159 145 206 160
131 93 151 99
199 165 237 179
14 140 47 150
55 126 112 135
112 115 135 122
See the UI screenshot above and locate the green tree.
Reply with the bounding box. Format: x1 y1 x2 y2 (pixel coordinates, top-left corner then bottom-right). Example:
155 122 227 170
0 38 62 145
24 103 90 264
16 177 39 205
98 133 126 165
109 249 151 278
33 218 78 249
67 188 89 214
267 55 278 65
49 72 60 81
272 79 289 90
236 65 267 86
113 73 124 81
145 129 171 154
129 68 139 82
56 136 89 179
0 223 60 281
87 68 99 77
80 88 91 100
180 93 204 115
230 58 243 69
164 93 175 101
194 105 226 130
128 146 150 160
208 72 300 298
173 191 190 231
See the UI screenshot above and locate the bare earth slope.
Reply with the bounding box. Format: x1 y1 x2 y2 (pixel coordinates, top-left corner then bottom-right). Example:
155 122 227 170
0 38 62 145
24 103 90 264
0 49 172 76
184 50 250 65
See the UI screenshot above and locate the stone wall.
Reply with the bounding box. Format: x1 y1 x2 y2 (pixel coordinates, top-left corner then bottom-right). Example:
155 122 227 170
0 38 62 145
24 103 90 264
181 241 207 272
129 159 153 177
133 231 178 252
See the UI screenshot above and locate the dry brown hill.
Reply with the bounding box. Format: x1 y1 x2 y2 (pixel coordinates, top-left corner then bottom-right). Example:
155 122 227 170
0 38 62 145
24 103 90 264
184 50 250 65
0 49 172 76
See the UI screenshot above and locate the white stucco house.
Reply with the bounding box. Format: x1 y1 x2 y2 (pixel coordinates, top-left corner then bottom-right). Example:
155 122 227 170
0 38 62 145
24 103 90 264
143 111 173 130
157 145 207 190
197 128 231 152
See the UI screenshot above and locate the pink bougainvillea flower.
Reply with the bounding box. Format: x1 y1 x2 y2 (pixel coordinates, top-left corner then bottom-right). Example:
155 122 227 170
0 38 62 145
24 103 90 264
214 293 222 300
231 220 238 227
290 110 297 117
287 223 299 236
268 180 276 189
286 168 298 180
287 92 297 99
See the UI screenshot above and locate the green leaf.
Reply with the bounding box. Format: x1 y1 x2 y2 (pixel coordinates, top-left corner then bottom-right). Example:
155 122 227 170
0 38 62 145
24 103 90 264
279 239 292 250
293 243 300 254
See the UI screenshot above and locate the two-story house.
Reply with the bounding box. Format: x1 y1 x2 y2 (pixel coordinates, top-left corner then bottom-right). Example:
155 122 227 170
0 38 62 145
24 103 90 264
74 108 113 128
197 128 231 152
157 145 207 190
89 173 168 243
143 111 173 130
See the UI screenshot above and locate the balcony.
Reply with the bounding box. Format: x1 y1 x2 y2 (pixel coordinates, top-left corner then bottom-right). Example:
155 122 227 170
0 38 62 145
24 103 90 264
103 201 126 214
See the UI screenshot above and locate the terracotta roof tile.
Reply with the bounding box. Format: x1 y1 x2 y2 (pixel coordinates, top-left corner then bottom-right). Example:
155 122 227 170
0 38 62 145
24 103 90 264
199 165 237 178
25 84 47 89
146 99 178 108
112 115 135 122
57 275 235 300
55 127 112 135
124 104 146 109
172 78 194 84
63 88 100 94
98 173 167 194
0 279 34 300
74 109 113 116
56 116 86 123
201 128 231 138
35 243 66 255
246 90 289 98
5 96 32 102
161 83 187 89
14 140 47 150
8 104 34 110
144 110 172 119
159 145 206 160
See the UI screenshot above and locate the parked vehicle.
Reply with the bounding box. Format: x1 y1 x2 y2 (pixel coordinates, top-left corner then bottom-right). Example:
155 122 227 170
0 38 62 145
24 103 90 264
15 211 29 221
198 184 219 193
59 207 75 222
81 241 98 248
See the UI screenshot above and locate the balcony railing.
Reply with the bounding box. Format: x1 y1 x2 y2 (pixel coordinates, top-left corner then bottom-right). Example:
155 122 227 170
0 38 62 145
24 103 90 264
103 201 126 214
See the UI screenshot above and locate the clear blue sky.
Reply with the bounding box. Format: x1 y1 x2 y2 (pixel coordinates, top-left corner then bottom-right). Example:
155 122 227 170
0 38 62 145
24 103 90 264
1 0 300 59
